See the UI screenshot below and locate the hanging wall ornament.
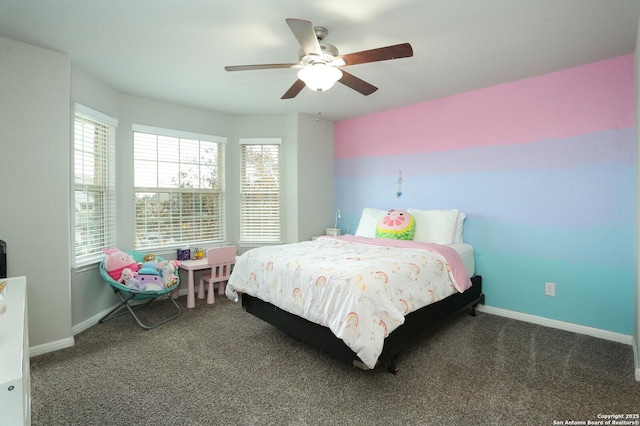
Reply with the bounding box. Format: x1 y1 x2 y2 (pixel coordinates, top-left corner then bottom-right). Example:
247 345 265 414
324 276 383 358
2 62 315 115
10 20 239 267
396 171 403 198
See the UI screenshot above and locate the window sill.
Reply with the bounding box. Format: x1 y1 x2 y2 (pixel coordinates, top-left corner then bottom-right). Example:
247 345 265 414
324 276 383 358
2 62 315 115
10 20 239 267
237 241 283 249
73 262 100 274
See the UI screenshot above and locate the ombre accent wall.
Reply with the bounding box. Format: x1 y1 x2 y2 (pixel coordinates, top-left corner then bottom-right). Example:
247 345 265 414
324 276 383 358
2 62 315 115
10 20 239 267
334 55 635 335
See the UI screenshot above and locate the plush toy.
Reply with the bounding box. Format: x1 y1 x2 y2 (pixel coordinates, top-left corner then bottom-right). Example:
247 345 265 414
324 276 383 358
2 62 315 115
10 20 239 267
138 253 161 272
120 268 143 290
0 281 6 316
159 260 180 289
138 273 164 291
140 261 160 272
103 248 139 281
375 209 415 240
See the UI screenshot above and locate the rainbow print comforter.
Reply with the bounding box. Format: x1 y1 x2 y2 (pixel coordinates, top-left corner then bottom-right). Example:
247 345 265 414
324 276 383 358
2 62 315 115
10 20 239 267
225 235 472 369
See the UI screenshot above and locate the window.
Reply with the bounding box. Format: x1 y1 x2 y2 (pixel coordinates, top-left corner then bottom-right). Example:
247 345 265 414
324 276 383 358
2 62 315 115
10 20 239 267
133 124 226 250
73 104 117 267
239 138 281 243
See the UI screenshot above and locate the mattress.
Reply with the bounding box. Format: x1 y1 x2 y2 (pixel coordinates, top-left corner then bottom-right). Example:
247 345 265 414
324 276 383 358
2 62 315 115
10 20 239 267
449 243 475 276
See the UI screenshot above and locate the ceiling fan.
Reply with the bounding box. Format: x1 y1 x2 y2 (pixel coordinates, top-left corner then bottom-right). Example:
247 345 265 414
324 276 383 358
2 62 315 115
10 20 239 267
224 18 413 99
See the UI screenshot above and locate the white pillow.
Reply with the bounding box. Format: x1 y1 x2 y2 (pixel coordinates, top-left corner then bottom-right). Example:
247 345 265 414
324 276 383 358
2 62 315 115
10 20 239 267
354 207 388 238
454 212 466 243
407 209 461 245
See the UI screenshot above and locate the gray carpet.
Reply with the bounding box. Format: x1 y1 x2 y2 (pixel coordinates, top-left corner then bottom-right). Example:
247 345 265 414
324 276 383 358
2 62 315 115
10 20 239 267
30 295 639 425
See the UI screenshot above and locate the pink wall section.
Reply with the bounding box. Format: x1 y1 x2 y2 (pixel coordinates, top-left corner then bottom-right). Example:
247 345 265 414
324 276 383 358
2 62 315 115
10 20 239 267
335 55 634 159
332 54 635 334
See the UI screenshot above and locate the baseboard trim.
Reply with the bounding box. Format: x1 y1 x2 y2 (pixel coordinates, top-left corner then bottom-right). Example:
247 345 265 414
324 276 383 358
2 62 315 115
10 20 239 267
30 292 188 357
29 336 75 357
633 337 640 382
477 305 633 345
72 308 110 336
72 290 188 336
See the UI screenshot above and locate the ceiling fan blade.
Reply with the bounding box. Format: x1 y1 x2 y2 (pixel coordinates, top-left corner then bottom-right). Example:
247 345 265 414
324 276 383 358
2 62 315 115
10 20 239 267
225 63 296 72
281 79 306 99
340 43 413 66
286 18 322 56
338 70 378 96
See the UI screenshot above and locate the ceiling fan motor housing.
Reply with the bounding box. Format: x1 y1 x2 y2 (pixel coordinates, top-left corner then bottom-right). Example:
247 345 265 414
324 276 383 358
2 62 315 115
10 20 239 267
314 26 328 40
298 27 339 61
298 42 339 62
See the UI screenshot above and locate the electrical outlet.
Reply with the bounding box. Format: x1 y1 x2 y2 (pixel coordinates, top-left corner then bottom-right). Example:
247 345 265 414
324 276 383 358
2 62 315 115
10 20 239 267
545 282 556 297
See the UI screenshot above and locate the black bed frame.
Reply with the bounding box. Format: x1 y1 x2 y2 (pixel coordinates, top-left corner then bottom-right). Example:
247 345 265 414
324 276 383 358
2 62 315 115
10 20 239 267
241 275 484 373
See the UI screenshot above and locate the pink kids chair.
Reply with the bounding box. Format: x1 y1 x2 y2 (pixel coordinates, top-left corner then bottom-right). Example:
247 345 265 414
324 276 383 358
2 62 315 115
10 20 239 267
198 246 237 304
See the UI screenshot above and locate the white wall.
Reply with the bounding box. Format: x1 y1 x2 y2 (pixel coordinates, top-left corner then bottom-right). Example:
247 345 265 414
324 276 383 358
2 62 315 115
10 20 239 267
232 113 335 244
69 66 122 327
117 94 235 250
69 106 334 333
69 86 238 329
0 36 335 349
57 45 333 338
295 113 335 239
0 37 73 350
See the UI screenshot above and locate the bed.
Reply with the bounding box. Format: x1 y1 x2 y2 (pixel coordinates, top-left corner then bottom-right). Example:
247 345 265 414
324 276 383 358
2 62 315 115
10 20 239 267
225 208 484 372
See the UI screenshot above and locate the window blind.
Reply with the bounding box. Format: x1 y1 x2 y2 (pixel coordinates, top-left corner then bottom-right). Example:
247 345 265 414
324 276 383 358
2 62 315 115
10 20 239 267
73 104 117 267
239 139 281 243
133 125 226 249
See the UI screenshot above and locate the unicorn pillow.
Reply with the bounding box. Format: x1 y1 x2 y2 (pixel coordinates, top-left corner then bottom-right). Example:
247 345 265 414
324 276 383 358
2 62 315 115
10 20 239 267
375 209 415 241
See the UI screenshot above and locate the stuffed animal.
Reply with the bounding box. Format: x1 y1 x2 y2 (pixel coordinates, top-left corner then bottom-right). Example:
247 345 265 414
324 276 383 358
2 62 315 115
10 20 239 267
120 268 143 290
0 281 6 315
139 253 161 272
103 248 139 281
138 273 164 291
159 260 180 289
375 209 415 240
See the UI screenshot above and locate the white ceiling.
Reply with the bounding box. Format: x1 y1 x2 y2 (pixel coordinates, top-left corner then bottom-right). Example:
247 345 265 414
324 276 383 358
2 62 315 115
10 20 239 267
1 0 639 122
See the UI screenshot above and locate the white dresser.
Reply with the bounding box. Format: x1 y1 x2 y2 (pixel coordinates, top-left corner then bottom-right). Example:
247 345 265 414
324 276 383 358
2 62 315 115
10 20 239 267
0 276 30 425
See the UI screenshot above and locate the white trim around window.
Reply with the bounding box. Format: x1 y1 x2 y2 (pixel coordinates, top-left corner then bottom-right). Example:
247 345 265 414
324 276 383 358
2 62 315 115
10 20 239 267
72 103 118 268
132 124 227 250
239 138 282 244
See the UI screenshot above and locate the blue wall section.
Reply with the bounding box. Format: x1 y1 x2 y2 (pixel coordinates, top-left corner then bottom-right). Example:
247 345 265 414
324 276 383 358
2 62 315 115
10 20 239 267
334 129 635 334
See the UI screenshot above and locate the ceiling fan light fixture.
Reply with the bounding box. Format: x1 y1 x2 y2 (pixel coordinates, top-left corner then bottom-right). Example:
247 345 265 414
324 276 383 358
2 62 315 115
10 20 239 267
297 63 343 92
226 19 412 99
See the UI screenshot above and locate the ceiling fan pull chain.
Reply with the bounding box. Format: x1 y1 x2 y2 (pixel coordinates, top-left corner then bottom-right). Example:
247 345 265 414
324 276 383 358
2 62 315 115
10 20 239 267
316 89 323 122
